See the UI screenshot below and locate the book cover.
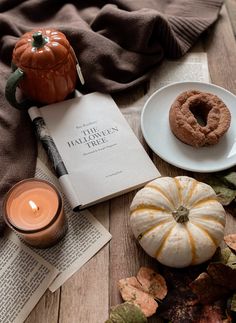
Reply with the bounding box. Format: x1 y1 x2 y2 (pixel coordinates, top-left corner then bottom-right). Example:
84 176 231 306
29 92 160 209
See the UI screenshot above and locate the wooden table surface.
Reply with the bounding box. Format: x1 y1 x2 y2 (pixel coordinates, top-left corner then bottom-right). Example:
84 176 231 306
25 5 236 323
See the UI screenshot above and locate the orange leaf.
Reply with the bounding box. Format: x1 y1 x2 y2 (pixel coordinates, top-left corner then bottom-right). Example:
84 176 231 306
117 268 168 318
118 277 158 317
137 267 167 300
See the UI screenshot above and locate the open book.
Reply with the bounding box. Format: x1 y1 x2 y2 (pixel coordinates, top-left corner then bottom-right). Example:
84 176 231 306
29 93 160 209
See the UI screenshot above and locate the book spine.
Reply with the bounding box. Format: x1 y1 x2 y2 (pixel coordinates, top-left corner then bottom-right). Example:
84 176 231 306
32 116 67 177
28 106 80 210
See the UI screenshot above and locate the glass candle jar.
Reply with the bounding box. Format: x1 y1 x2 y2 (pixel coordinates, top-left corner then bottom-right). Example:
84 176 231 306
3 178 67 248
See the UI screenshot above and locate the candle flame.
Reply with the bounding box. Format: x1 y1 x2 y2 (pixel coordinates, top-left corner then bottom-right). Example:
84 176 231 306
29 200 39 213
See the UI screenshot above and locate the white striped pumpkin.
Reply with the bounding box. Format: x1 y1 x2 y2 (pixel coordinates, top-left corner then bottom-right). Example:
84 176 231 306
130 176 226 268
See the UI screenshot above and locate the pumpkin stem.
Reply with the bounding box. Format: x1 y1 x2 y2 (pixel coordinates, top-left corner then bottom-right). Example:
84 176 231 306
32 32 48 48
172 206 189 223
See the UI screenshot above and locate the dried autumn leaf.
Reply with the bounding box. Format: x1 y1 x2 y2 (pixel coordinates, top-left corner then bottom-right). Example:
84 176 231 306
226 293 236 322
118 276 143 290
197 301 228 323
157 287 201 323
158 264 229 322
207 263 236 290
156 266 201 321
105 302 147 323
206 247 236 291
211 247 236 269
212 247 232 264
161 263 207 295
136 267 167 300
225 248 236 269
221 172 236 188
205 176 236 205
216 188 236 205
189 272 229 304
224 234 236 253
230 293 236 312
118 277 158 317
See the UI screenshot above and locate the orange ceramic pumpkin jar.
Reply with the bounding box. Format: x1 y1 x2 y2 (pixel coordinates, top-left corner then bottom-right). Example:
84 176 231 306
6 29 78 108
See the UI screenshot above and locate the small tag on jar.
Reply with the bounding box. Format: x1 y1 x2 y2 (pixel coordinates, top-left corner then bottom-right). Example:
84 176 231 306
76 63 85 85
71 46 85 85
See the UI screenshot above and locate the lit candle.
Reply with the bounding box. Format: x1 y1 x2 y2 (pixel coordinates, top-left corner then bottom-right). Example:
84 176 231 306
3 178 67 248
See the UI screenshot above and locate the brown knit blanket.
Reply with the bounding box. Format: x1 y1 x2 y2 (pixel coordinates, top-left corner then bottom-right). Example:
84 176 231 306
0 0 223 233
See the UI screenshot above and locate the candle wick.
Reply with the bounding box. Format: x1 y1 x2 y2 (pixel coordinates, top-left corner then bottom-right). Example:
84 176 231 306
29 200 39 214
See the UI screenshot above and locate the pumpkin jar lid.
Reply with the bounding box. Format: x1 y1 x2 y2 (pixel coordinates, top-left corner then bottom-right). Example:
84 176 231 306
12 29 73 70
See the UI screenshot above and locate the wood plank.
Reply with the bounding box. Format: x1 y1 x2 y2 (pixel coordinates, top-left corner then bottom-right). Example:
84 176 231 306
226 0 236 36
204 5 236 94
59 202 110 323
24 289 60 323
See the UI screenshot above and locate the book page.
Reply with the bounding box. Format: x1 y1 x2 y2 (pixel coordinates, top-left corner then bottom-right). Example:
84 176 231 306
150 52 210 90
0 231 58 323
34 159 112 292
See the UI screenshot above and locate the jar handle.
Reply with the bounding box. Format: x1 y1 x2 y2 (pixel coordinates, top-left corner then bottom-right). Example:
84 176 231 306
5 68 29 110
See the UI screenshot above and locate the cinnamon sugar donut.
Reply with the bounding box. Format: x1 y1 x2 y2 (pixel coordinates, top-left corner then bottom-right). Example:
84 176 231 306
169 90 231 147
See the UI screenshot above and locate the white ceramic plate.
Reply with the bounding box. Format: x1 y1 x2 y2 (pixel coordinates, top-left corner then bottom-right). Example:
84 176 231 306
141 81 236 173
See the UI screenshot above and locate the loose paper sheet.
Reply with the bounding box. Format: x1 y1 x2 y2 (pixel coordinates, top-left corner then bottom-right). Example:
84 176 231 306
0 231 58 323
120 52 210 112
150 52 210 90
